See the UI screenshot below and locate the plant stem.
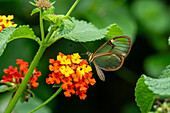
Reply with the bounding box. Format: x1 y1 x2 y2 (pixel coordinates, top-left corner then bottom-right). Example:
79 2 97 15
48 30 58 41
66 0 80 17
44 28 53 43
4 45 47 113
29 87 62 113
48 35 63 45
40 10 45 42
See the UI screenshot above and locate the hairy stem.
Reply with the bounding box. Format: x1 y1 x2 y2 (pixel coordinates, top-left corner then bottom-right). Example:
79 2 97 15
4 45 47 113
29 87 62 113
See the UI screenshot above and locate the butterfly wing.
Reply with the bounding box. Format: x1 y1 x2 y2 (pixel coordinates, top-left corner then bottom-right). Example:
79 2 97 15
87 35 131 81
93 61 105 81
93 35 132 58
93 53 124 71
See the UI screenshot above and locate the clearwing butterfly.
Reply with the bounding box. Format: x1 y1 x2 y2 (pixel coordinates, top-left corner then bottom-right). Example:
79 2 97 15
86 35 132 81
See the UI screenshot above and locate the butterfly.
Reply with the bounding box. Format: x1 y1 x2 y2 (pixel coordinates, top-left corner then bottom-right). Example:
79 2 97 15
86 35 132 81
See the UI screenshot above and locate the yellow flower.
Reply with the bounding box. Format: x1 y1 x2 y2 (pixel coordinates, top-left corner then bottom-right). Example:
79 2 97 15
57 55 71 65
59 66 74 77
0 26 2 31
46 52 96 100
0 15 7 20
6 15 14 20
0 15 17 32
71 53 82 64
85 65 92 72
77 64 92 79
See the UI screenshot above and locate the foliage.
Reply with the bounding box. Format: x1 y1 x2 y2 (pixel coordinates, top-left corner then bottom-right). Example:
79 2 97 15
135 65 170 113
0 0 170 113
0 27 16 56
9 25 41 45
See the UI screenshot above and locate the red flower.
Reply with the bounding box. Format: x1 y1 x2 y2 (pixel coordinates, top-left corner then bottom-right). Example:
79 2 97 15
0 59 41 102
46 52 96 100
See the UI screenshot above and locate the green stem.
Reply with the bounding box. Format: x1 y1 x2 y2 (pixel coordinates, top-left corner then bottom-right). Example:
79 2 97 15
49 36 63 45
40 10 45 42
66 0 80 17
5 45 47 113
44 28 54 43
48 30 58 41
29 87 62 113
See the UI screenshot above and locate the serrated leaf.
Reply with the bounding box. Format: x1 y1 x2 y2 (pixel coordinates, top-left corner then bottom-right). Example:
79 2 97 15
43 14 60 24
135 74 170 112
0 85 13 93
105 24 124 38
159 65 170 79
9 25 41 45
31 8 41 16
61 18 107 42
57 16 75 35
0 27 16 56
145 76 170 96
135 74 157 113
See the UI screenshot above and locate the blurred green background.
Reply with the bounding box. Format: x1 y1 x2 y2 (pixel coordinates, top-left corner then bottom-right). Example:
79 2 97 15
0 0 170 113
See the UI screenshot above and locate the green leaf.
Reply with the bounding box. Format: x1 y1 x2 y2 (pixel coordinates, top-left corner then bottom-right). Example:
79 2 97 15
61 18 107 42
0 85 13 93
45 15 75 37
76 1 137 42
169 37 170 45
135 74 157 113
159 65 170 79
57 16 75 35
43 14 60 24
0 27 16 56
31 8 41 16
145 76 170 97
135 74 170 112
105 24 124 39
9 25 41 45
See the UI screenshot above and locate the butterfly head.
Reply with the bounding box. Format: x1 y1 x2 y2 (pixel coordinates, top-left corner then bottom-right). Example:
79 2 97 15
86 51 90 56
86 51 94 62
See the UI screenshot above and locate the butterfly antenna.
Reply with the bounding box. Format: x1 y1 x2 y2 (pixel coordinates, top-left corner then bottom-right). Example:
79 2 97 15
75 39 89 52
80 53 86 56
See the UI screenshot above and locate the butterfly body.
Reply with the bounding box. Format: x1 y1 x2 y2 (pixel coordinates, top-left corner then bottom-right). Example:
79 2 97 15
86 35 132 81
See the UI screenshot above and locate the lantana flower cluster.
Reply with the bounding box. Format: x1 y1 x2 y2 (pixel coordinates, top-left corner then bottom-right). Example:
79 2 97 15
0 15 17 32
46 52 96 100
1 59 41 89
35 0 51 10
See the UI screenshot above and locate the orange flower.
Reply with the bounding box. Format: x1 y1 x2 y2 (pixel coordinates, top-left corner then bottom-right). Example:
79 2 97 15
0 15 17 32
46 52 96 100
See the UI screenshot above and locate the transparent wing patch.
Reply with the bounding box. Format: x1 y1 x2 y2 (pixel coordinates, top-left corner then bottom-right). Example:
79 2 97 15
94 36 131 58
94 53 124 71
